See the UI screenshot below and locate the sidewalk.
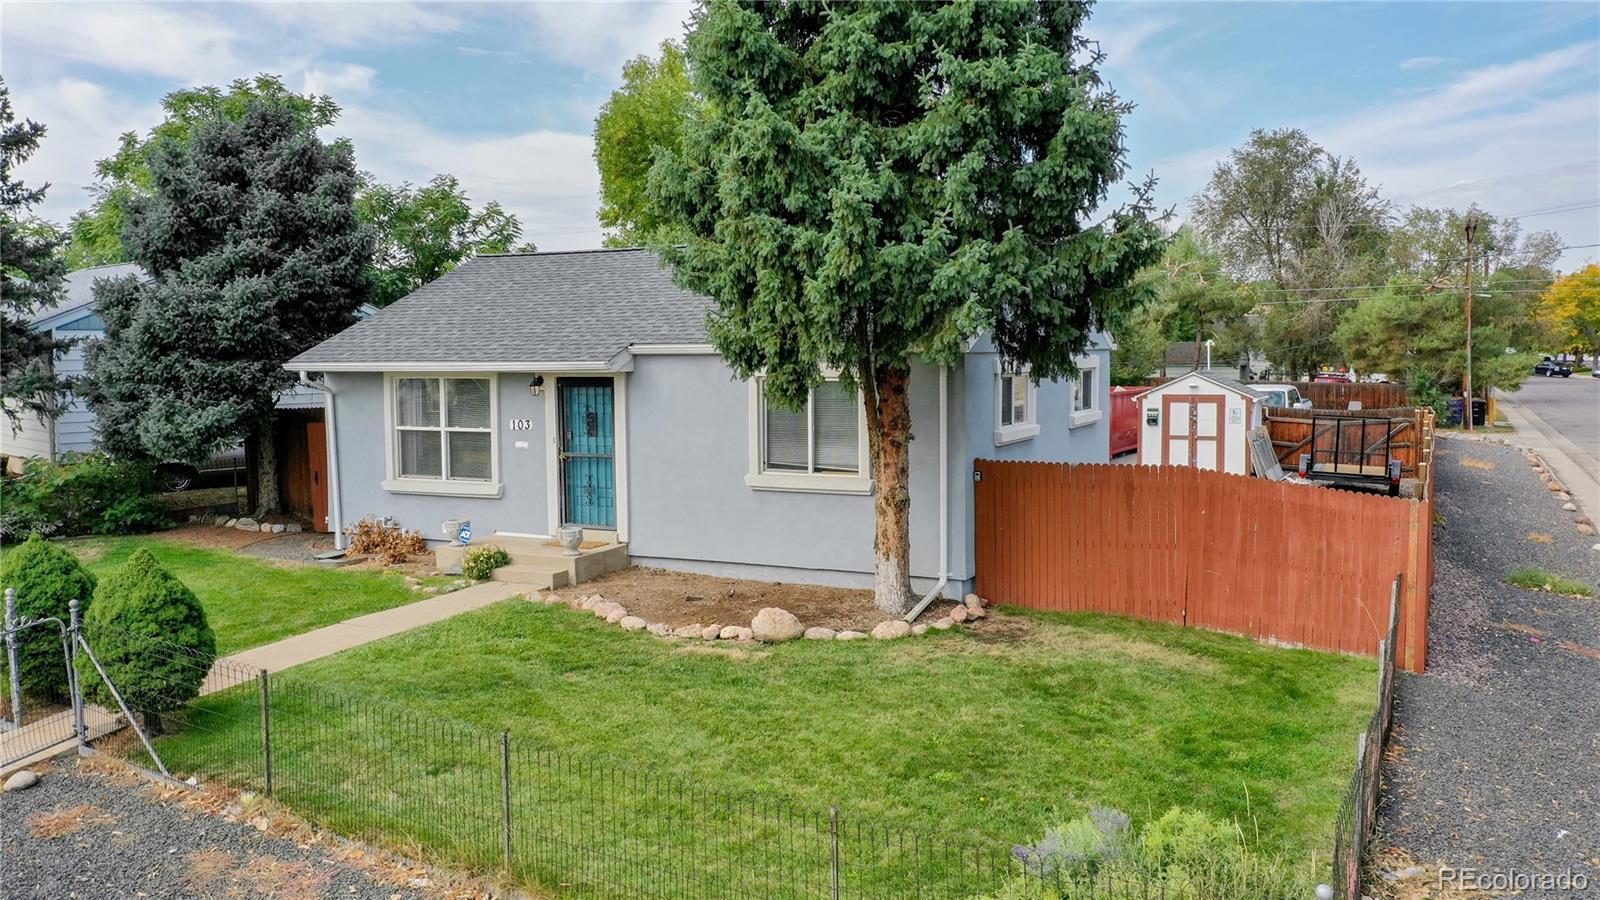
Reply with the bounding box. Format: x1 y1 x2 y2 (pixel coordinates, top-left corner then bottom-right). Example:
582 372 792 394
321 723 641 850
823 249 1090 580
2 582 524 776
1497 395 1600 520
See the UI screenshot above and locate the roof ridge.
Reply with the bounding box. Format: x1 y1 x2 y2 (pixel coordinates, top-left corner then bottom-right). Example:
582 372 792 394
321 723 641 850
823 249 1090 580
476 247 649 259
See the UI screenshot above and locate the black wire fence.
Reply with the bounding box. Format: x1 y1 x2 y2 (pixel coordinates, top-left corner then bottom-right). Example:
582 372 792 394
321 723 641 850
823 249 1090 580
1329 575 1402 899
74 623 1323 900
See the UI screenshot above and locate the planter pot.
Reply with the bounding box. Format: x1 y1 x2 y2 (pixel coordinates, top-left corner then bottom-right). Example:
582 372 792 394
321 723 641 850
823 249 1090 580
557 526 584 557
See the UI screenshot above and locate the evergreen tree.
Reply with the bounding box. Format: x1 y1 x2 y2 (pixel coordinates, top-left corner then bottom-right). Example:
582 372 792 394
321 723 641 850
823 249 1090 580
85 100 374 516
0 78 72 431
650 0 1163 612
0 534 96 699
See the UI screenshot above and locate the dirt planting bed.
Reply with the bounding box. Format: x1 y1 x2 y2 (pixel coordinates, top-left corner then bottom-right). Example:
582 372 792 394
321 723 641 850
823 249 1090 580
571 566 968 632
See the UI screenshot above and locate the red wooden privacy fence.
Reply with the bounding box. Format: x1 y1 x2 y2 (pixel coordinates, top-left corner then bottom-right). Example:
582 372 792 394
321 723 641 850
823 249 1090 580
974 460 1433 671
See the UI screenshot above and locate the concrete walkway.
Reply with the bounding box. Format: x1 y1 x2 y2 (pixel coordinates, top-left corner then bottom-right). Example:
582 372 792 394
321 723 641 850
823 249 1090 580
1 582 524 776
223 581 522 672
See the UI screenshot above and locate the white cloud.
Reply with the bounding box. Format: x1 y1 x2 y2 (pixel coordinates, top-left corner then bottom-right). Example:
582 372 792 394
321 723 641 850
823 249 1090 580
301 64 379 97
248 1 462 46
514 2 691 74
9 78 162 229
329 105 603 251
1399 56 1446 70
2 2 241 82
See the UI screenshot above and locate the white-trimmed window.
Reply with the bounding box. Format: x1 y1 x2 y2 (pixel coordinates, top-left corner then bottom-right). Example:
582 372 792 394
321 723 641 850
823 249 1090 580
746 376 870 494
994 361 1039 445
1070 354 1103 427
384 375 501 497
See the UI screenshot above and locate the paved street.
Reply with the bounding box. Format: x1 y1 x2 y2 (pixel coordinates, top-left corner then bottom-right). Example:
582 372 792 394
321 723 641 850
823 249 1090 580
1499 376 1600 519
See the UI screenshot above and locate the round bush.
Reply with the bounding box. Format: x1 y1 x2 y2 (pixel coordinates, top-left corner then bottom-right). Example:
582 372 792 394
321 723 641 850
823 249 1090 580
1139 807 1240 872
461 544 511 581
76 548 215 727
0 534 96 699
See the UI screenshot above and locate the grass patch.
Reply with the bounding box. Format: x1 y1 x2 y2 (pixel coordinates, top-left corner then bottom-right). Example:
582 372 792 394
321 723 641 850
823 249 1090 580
148 600 1374 895
1506 567 1594 598
4 535 428 655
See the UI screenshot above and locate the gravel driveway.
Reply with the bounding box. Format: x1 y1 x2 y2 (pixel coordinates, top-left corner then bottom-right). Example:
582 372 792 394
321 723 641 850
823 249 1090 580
1377 436 1600 893
0 756 437 899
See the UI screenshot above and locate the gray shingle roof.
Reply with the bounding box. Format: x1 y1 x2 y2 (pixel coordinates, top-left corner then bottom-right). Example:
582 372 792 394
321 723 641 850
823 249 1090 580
288 249 711 370
32 262 143 326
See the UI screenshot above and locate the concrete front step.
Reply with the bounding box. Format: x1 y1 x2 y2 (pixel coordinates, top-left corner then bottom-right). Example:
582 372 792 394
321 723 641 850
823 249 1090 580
436 533 629 588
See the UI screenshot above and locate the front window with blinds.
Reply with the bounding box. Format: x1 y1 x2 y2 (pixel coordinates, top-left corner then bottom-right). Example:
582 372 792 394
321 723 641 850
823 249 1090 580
1073 366 1096 412
394 376 494 481
761 379 861 475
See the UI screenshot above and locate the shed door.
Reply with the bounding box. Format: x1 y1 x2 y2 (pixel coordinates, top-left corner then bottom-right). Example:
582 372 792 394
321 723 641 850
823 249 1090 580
1162 394 1225 471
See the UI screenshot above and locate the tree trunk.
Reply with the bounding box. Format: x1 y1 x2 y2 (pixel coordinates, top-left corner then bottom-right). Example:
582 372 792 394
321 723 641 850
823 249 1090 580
252 426 281 518
863 363 913 614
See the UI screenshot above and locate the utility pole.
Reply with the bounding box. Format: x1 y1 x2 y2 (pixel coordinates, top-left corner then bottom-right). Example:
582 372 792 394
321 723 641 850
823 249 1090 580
1463 223 1475 430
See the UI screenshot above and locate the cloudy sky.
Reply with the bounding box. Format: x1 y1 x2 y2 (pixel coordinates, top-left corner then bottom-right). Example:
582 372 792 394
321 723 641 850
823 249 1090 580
5 1 1598 270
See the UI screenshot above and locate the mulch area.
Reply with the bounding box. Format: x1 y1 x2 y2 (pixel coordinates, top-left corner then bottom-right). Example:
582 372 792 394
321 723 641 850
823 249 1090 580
568 567 969 632
1374 436 1600 892
0 754 505 899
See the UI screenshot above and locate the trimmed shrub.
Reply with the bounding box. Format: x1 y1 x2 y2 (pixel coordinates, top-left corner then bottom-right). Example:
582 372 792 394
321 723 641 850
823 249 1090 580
461 544 511 581
0 534 96 699
0 452 168 541
76 549 215 731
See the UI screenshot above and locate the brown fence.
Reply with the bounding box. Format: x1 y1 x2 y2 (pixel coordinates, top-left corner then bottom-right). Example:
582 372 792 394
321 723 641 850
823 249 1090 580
973 458 1433 671
1264 407 1426 477
1294 381 1409 410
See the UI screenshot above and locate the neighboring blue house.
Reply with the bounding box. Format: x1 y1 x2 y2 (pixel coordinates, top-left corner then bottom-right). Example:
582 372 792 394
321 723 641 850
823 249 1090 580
287 248 1112 598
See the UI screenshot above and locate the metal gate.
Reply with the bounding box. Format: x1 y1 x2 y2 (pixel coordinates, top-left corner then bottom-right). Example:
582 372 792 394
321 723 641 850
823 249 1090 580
2 588 169 775
558 378 616 528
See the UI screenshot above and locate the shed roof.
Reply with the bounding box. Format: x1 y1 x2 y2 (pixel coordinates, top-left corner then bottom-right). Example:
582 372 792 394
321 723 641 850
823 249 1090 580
1134 369 1268 401
288 249 711 372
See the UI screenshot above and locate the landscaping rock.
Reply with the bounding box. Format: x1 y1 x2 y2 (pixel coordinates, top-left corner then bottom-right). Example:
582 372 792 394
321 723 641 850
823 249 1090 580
1577 515 1594 526
966 604 988 620
701 625 722 641
620 616 648 632
258 523 272 533
222 518 238 528
911 623 929 636
1547 481 1564 492
718 625 743 640
803 627 837 640
3 770 39 792
835 630 867 641
963 593 984 609
673 624 705 639
930 617 955 631
648 622 673 637
566 595 588 611
605 607 629 624
1563 502 1578 511
751 607 804 643
948 605 969 624
1578 524 1597 536
592 600 626 620
285 523 302 533
730 626 755 641
234 517 259 531
1557 492 1571 501
270 523 286 534
871 620 911 640
579 594 603 611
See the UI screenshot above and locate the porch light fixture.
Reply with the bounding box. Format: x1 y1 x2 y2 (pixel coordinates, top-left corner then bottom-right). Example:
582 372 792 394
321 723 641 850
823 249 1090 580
528 375 545 397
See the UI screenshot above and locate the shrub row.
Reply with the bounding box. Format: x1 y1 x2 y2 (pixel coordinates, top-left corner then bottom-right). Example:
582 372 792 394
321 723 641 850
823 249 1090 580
0 452 169 542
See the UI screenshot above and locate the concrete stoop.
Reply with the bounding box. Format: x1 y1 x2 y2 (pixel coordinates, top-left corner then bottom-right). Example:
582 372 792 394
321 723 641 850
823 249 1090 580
434 533 629 589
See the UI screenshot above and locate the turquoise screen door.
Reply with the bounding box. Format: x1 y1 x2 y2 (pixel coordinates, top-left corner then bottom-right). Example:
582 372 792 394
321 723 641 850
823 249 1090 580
558 379 616 528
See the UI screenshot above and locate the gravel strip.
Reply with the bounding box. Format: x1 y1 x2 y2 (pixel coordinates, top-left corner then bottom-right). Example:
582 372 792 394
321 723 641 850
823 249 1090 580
0 756 431 899
1377 436 1600 891
235 532 337 562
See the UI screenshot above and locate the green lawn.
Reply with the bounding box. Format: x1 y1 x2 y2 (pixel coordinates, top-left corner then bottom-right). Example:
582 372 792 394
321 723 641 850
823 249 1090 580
32 535 428 655
148 598 1374 896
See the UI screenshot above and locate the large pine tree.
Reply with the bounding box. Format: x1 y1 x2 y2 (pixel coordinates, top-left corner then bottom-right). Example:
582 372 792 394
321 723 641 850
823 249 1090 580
86 100 373 515
0 78 71 432
649 0 1164 612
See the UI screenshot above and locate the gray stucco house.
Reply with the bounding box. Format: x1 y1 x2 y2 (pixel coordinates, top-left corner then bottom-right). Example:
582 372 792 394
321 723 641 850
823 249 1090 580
287 248 1112 598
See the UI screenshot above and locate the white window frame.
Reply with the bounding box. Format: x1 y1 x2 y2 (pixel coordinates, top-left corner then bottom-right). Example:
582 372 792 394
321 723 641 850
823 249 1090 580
382 373 503 498
1069 353 1103 428
745 374 871 495
994 359 1040 446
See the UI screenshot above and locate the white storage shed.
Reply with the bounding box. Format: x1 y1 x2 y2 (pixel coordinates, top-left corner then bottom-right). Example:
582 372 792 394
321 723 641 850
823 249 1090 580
1135 371 1266 475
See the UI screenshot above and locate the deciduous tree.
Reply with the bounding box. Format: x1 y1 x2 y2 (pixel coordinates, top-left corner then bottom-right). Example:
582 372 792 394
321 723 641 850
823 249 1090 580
1541 265 1600 367
0 78 72 431
650 0 1163 612
593 40 694 247
84 100 373 517
358 173 533 306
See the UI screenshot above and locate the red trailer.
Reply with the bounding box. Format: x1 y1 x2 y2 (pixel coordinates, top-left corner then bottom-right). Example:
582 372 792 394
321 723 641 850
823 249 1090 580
1109 385 1141 457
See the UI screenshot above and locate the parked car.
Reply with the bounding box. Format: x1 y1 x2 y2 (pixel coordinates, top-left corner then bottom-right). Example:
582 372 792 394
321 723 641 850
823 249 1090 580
157 444 246 492
1534 356 1573 378
1253 384 1313 409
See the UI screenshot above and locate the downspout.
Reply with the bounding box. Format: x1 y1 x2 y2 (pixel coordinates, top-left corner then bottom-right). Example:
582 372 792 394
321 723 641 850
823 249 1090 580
905 364 950 623
298 371 345 550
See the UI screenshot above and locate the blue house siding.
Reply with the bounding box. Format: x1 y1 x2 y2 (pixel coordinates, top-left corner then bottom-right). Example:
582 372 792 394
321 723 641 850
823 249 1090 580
625 354 969 596
326 371 551 541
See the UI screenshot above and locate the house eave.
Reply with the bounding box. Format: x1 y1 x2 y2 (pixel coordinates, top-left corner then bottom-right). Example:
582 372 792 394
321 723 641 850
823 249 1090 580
283 359 624 374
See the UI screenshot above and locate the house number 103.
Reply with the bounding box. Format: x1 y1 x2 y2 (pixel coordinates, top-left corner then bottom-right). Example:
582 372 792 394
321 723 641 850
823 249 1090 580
507 418 535 431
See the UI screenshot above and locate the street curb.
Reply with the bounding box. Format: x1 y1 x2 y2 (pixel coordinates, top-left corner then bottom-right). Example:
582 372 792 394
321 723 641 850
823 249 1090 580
1496 397 1600 523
